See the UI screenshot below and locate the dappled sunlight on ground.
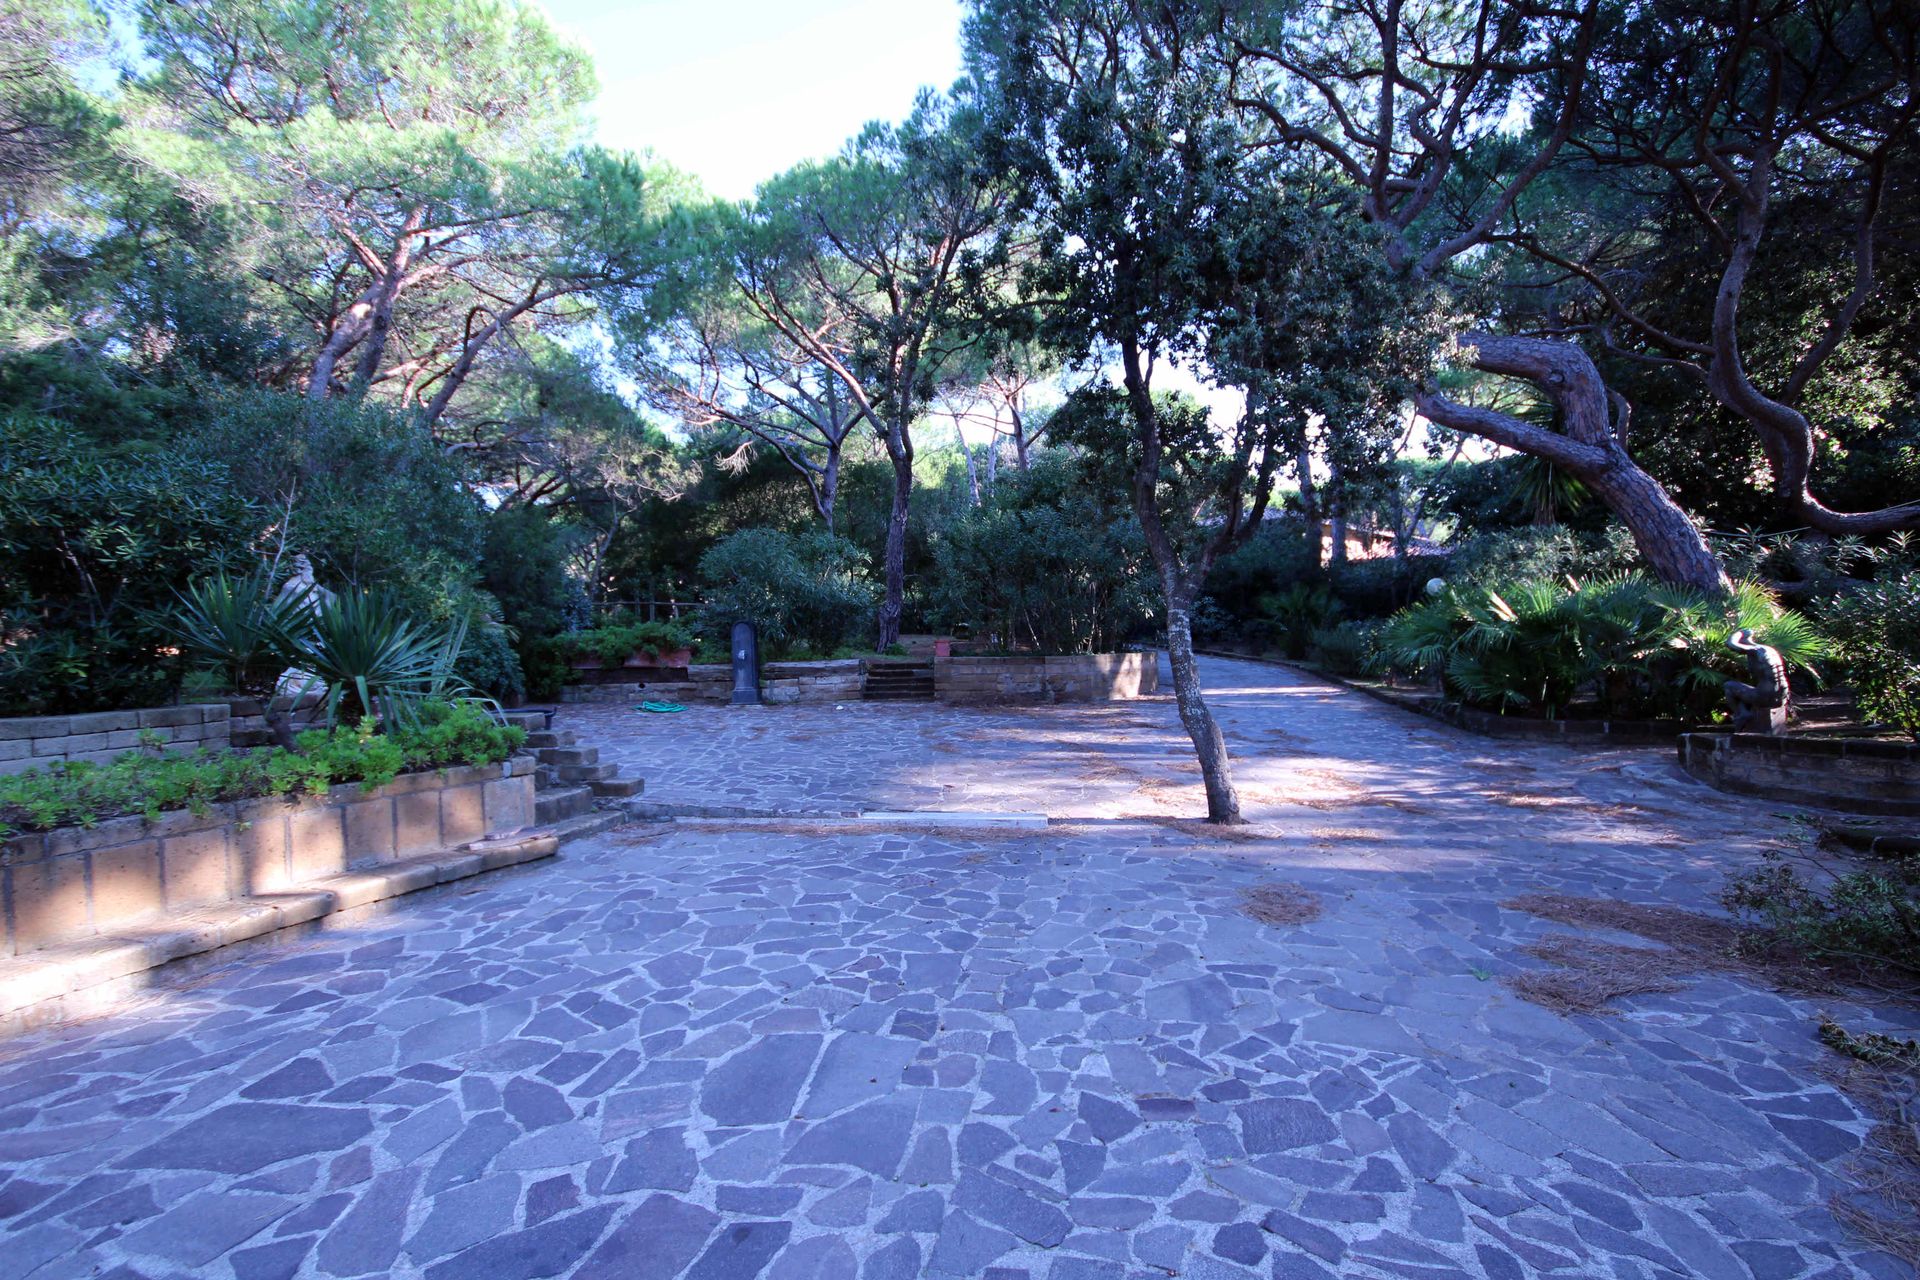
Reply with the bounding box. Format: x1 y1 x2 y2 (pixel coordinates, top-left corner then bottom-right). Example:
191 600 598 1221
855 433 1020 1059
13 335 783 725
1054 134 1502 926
0 655 1911 1278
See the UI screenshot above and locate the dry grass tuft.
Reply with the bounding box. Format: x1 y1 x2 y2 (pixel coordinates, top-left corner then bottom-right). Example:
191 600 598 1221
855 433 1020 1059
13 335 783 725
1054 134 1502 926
1508 934 1698 1015
1241 882 1323 927
1498 893 1754 1017
1502 892 1743 954
1822 1056 1920 1270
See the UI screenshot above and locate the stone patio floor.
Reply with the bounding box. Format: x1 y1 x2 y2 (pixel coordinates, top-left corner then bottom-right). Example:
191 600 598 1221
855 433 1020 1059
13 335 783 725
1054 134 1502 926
1 655 1914 1279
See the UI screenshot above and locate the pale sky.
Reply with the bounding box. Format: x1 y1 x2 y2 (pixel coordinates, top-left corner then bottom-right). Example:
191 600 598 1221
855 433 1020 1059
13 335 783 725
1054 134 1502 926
540 0 968 200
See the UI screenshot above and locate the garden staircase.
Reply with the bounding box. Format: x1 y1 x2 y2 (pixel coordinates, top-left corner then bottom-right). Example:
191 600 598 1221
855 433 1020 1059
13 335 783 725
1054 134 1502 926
862 659 936 702
503 710 638 843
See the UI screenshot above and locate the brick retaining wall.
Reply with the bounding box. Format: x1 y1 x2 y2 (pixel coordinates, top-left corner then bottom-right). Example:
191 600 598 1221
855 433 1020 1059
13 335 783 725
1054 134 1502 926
0 758 535 957
0 705 232 777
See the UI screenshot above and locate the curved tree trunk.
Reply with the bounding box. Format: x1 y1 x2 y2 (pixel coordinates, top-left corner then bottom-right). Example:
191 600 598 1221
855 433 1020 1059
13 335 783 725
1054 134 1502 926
1416 333 1729 595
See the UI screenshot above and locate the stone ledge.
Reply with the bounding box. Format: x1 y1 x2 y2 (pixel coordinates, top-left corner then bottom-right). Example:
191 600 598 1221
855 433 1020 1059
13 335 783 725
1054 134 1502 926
0 830 560 1036
1678 732 1920 816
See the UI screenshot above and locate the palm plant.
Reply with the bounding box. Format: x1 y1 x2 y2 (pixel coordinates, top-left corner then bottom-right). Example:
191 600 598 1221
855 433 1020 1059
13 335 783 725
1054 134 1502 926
294 589 472 728
157 570 315 748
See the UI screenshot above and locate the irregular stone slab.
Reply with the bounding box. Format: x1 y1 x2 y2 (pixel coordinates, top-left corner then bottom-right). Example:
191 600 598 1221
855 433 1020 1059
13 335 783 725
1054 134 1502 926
119 1103 372 1174
800 1032 917 1117
423 1205 616 1280
702 1035 822 1127
575 1194 717 1280
684 1220 793 1280
785 1099 917 1178
1238 1099 1337 1155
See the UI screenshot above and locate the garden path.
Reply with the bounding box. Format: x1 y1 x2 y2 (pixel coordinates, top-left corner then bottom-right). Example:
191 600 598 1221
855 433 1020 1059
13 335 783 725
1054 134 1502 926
0 655 1911 1279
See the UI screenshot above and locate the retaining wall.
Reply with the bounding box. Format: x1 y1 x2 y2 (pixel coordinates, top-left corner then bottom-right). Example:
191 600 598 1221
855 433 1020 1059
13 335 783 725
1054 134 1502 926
0 705 232 777
0 757 535 957
560 653 1159 705
1677 733 1920 816
935 653 1158 704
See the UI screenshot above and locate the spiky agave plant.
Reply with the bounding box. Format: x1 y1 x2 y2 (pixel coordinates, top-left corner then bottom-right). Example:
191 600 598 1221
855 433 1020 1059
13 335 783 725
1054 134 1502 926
157 570 316 748
294 589 473 730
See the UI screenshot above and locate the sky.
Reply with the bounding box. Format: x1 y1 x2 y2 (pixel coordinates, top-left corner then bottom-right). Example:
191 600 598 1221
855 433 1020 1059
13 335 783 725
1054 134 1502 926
539 0 968 201
533 0 1270 442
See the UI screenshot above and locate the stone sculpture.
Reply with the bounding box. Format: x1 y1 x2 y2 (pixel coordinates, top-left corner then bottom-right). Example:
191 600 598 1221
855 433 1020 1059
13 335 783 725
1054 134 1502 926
1724 628 1789 733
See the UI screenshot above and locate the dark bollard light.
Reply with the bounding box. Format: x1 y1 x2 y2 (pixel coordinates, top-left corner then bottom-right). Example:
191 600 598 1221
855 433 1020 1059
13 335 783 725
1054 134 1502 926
730 621 761 705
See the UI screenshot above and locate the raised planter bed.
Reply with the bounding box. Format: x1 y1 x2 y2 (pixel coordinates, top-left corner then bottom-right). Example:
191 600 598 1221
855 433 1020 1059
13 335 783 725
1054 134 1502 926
570 648 694 671
1678 732 1920 816
0 757 544 1035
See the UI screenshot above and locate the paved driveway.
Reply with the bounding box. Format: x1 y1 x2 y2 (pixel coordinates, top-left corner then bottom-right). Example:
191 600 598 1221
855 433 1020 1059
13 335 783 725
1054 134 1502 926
0 656 1908 1279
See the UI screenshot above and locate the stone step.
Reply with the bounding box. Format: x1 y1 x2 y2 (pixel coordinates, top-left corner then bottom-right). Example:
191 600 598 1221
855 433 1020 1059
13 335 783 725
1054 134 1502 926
535 786 595 825
555 762 617 783
864 689 936 701
502 711 550 732
538 745 599 767
543 810 626 844
525 730 575 750
0 831 558 1037
589 776 645 799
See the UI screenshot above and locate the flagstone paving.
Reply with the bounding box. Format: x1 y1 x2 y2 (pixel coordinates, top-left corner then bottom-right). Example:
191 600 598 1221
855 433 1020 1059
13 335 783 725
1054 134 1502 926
0 655 1913 1279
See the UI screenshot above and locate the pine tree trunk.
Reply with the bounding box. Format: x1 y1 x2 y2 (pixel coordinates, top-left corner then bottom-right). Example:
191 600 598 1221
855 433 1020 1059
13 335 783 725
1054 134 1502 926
876 446 912 649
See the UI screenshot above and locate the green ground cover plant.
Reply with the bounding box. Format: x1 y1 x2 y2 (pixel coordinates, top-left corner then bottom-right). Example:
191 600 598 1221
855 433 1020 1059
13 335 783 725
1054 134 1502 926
0 701 524 837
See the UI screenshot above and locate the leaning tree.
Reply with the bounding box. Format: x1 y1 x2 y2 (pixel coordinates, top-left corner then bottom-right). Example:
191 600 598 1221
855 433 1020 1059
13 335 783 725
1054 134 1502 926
1504 0 1920 537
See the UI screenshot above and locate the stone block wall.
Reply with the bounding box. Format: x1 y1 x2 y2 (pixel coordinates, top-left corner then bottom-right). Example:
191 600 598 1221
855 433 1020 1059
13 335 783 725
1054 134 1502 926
558 654 1159 706
0 757 535 957
935 653 1158 704
0 705 232 777
561 665 733 705
762 661 864 705
1677 733 1920 816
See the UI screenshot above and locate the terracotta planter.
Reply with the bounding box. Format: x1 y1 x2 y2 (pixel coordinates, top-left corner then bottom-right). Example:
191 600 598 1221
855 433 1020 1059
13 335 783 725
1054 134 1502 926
572 648 693 671
621 648 693 669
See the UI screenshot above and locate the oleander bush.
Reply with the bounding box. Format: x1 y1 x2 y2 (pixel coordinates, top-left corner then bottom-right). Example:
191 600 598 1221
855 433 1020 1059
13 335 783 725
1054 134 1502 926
697 528 876 658
0 701 524 836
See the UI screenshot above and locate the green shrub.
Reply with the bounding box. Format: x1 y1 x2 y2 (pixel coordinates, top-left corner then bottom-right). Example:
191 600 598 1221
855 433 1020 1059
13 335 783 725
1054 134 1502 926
0 415 262 714
1256 583 1342 659
931 452 1157 653
519 635 574 701
1822 570 1920 737
1381 573 1826 720
1725 848 1920 978
554 618 695 666
0 700 523 836
393 698 527 769
452 621 525 703
698 528 877 658
1306 620 1380 677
